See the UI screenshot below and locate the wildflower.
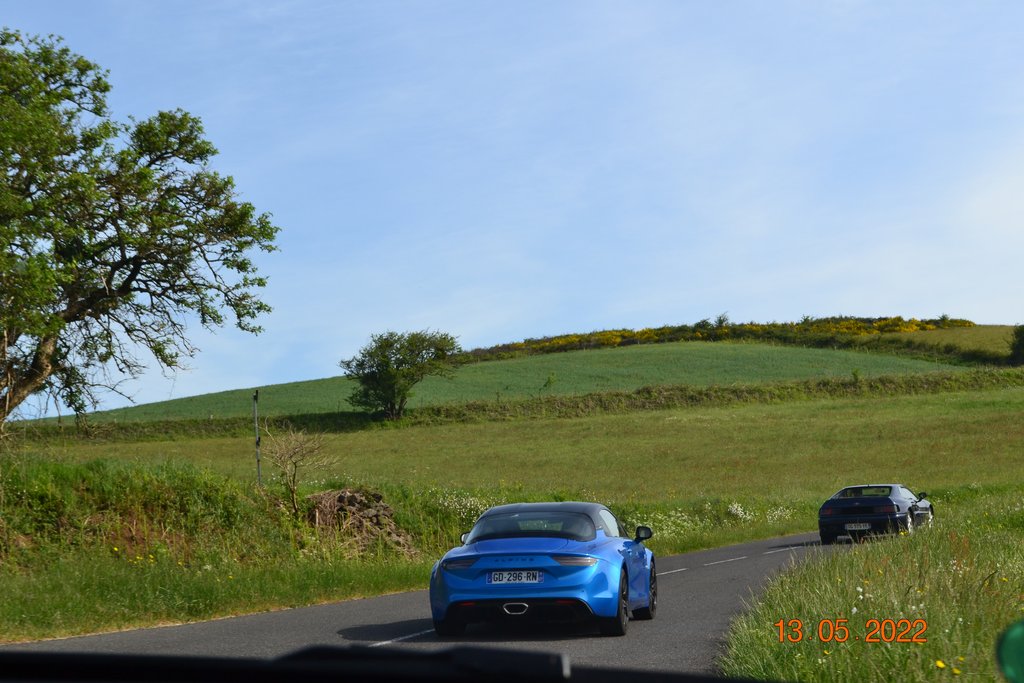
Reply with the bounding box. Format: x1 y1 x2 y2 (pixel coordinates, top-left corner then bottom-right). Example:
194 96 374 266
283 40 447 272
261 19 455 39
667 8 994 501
936 660 946 669
113 547 119 552
952 668 961 675
851 607 858 615
823 650 831 656
957 657 964 662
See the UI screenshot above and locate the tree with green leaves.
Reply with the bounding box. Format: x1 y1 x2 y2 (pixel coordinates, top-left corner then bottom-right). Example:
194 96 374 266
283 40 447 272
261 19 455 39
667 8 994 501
340 330 461 420
0 30 278 425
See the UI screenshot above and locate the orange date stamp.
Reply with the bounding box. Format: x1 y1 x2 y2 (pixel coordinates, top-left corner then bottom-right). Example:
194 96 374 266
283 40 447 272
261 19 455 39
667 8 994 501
774 618 928 644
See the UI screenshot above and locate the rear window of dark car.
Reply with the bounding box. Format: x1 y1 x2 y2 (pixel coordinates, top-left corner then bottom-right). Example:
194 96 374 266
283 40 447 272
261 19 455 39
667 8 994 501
466 511 597 543
836 486 893 498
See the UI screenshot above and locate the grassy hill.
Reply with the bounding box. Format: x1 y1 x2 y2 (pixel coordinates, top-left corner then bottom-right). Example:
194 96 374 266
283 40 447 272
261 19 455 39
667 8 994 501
874 323 1013 355
84 341 964 423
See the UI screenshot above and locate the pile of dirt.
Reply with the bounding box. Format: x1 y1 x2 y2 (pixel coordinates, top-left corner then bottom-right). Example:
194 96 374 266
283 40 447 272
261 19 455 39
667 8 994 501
306 488 415 556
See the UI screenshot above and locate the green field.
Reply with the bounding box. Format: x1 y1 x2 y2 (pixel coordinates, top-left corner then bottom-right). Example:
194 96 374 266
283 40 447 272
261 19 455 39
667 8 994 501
875 324 1014 356
45 387 1024 504
85 341 961 422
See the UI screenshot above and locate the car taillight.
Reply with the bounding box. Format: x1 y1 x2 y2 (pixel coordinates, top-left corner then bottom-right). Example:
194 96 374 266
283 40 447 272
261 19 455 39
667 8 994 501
553 556 599 566
441 557 477 570
877 505 897 513
820 508 835 516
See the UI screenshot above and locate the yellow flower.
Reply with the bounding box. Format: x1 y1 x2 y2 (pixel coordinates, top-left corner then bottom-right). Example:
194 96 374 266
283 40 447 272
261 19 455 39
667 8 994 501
823 650 831 656
112 546 119 552
936 660 946 669
952 668 961 675
957 657 965 662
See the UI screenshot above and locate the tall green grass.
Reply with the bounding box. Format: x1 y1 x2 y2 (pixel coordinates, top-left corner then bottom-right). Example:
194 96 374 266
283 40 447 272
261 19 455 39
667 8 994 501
720 485 1024 682
0 455 434 641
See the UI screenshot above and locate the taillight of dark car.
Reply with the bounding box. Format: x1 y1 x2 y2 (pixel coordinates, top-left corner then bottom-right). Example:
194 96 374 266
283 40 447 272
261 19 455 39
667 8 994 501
820 507 835 516
876 505 897 513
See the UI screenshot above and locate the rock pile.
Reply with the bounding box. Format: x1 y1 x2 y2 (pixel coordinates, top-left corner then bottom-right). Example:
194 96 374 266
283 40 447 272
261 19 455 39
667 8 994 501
306 488 415 556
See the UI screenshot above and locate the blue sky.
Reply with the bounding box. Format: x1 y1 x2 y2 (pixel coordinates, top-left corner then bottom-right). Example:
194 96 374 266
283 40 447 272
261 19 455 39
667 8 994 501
4 1 1023 414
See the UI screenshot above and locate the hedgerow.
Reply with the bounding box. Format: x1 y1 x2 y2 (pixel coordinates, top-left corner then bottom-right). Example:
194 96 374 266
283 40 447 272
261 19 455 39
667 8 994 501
459 316 981 363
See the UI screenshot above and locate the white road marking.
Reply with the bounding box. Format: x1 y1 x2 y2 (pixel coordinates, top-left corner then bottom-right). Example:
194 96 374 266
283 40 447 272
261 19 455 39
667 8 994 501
703 556 747 566
763 546 800 555
656 567 689 576
369 628 435 648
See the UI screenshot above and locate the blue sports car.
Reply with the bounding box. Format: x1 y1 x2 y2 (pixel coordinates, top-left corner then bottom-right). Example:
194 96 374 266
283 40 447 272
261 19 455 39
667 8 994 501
429 502 656 637
818 483 934 544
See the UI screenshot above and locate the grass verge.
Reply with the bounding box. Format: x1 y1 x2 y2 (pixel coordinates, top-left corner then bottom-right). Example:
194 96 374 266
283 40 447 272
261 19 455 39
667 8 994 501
719 485 1024 682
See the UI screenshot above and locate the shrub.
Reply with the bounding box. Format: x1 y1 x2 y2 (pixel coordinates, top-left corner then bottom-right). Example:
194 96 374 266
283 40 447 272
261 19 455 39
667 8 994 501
1010 325 1024 365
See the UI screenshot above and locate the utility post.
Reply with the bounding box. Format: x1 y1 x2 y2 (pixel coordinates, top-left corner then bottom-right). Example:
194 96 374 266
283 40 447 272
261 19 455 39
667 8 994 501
252 389 262 486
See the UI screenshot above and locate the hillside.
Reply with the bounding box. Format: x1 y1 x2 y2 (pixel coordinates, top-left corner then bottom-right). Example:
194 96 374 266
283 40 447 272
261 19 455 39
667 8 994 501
82 341 964 423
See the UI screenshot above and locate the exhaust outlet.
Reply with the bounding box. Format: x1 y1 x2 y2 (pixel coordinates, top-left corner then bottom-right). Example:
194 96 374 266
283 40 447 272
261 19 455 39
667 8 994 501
502 602 529 615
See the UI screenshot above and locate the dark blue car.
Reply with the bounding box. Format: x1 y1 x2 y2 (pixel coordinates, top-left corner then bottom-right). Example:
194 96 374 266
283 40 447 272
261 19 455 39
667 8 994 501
429 502 656 637
818 484 934 544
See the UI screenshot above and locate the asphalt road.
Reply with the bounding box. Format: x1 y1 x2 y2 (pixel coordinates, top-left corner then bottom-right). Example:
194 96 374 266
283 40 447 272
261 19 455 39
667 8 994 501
1 531 828 676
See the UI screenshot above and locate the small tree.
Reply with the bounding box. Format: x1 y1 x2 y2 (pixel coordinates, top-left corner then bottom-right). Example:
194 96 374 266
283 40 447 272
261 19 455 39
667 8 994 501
340 330 461 420
263 424 333 517
1010 325 1024 366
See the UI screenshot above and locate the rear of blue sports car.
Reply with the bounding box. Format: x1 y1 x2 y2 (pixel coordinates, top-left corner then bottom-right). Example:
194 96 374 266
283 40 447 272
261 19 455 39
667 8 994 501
430 537 621 626
429 503 654 636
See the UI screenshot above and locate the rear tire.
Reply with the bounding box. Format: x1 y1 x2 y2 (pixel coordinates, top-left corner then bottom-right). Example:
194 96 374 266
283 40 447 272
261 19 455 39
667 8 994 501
599 571 629 636
634 567 657 620
433 615 465 637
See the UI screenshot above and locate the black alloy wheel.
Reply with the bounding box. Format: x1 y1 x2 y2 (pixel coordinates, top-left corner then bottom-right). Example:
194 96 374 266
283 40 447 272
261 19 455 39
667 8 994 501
634 567 657 620
599 571 629 636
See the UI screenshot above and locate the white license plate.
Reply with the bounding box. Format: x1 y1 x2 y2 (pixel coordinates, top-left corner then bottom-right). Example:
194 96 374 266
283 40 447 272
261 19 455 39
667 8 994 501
845 523 871 531
487 570 543 584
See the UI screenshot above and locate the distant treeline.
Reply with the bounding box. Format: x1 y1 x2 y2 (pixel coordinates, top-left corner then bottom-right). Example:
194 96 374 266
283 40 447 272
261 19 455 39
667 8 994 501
458 315 995 364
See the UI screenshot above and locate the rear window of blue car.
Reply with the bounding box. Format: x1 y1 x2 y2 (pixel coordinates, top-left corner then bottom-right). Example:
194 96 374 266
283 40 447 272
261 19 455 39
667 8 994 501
836 486 893 498
466 512 597 542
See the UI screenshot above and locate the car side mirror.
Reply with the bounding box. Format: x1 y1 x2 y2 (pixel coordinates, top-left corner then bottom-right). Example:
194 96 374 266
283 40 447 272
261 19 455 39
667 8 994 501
998 619 1024 683
635 526 653 542
460 532 468 545
918 492 927 499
